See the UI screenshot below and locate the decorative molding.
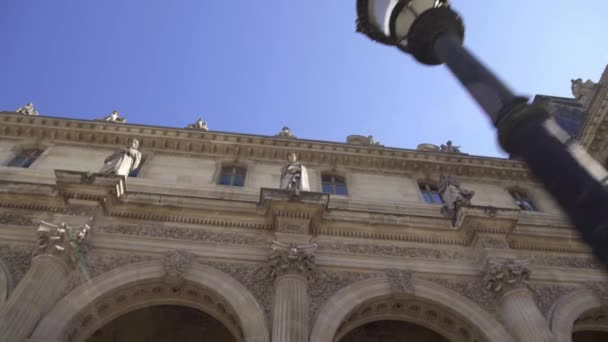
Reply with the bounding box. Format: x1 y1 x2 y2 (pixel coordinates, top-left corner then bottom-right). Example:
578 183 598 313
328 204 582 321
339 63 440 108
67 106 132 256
317 241 474 261
108 211 273 230
98 224 270 246
268 241 316 281
424 277 496 314
0 113 533 182
0 211 37 226
384 268 414 294
308 269 382 329
0 245 33 287
481 258 531 296
533 284 580 318
200 260 273 330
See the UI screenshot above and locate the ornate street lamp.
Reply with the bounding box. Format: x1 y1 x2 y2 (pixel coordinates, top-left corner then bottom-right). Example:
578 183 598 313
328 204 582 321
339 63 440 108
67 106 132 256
356 0 608 266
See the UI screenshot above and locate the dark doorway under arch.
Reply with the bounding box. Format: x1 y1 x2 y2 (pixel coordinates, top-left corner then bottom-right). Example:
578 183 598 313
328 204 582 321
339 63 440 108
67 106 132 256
86 305 237 342
573 330 608 342
339 320 451 342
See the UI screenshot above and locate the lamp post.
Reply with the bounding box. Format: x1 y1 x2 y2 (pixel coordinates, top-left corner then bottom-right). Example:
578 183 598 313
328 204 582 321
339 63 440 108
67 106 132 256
356 0 608 267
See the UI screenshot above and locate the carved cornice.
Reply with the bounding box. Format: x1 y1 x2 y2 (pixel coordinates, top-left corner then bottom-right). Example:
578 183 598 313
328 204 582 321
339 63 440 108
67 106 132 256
578 85 608 154
0 113 532 181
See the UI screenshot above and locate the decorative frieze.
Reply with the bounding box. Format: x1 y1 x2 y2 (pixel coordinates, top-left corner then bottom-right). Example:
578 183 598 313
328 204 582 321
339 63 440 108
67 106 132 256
529 254 601 269
317 241 473 261
0 211 37 226
268 241 316 281
481 258 531 296
98 224 269 246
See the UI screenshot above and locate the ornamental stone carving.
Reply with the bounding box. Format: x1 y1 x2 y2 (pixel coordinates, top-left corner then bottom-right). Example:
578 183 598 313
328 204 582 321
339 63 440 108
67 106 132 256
317 241 474 261
384 268 414 294
15 102 39 116
35 221 91 265
98 110 126 123
163 250 194 284
0 212 37 226
0 245 32 286
438 175 474 224
268 241 316 281
186 117 209 131
98 137 142 177
571 78 596 100
276 126 296 138
425 276 495 313
88 253 157 278
533 284 579 318
481 258 531 295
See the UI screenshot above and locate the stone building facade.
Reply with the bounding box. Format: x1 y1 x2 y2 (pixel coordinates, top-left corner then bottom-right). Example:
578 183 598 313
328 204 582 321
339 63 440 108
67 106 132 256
0 66 607 342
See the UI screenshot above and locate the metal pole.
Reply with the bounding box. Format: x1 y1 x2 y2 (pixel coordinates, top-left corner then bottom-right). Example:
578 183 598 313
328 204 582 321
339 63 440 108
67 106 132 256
433 32 608 267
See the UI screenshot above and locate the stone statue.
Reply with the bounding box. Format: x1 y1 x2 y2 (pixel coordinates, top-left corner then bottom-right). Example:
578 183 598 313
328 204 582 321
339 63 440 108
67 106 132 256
571 78 596 100
439 140 461 154
367 135 381 146
280 152 310 194
15 102 38 116
438 174 474 223
98 137 142 177
99 110 126 123
186 118 209 131
276 126 296 138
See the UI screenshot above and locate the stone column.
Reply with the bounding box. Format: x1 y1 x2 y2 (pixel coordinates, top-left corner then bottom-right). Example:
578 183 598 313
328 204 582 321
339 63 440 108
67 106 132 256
0 221 90 341
482 258 554 342
269 241 316 342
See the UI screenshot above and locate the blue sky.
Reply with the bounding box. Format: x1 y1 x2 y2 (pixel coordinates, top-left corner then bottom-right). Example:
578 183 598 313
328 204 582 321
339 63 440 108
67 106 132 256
1 1 607 157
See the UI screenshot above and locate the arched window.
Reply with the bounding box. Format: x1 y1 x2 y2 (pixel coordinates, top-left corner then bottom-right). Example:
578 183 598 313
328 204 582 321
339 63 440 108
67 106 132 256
7 149 43 168
322 174 347 195
218 165 247 187
509 189 537 211
418 183 443 204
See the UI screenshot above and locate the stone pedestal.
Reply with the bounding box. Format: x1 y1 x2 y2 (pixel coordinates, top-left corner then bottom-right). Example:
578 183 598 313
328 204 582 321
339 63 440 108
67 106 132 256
498 288 554 342
0 255 70 341
272 274 309 342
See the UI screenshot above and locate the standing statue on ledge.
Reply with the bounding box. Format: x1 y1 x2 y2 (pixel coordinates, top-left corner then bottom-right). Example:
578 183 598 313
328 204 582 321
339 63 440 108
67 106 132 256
98 137 141 177
571 78 596 101
99 110 126 123
439 140 461 154
438 174 474 224
186 118 209 131
15 102 39 116
280 152 310 194
276 126 297 138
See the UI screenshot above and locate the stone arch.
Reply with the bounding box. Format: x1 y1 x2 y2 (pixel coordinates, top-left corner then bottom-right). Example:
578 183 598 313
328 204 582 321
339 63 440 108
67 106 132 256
550 288 603 342
31 260 269 342
310 276 514 342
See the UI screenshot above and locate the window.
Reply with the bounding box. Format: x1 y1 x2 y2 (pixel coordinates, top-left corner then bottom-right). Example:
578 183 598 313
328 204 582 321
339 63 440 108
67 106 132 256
509 190 537 211
322 174 347 195
7 149 43 168
419 183 443 204
128 158 146 178
218 165 246 187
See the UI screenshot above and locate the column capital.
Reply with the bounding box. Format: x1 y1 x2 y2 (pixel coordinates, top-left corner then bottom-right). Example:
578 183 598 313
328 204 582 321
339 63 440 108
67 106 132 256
481 257 531 298
34 220 91 268
268 241 316 282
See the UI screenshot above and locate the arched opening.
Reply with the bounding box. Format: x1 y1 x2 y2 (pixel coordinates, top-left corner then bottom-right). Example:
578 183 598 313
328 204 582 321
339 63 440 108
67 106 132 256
86 305 236 342
571 307 608 342
339 320 450 342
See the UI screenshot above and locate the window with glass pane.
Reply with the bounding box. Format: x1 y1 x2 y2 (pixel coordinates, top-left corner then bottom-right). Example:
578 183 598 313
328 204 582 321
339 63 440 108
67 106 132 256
322 174 347 195
7 149 43 168
128 158 145 177
509 190 537 211
419 183 443 204
218 166 246 187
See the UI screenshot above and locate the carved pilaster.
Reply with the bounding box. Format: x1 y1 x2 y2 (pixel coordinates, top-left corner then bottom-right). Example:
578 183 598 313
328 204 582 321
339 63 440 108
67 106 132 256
481 258 553 342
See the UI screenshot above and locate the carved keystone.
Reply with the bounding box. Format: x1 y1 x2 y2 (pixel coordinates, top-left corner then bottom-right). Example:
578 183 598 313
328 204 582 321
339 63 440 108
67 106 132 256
163 250 194 285
384 268 413 294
